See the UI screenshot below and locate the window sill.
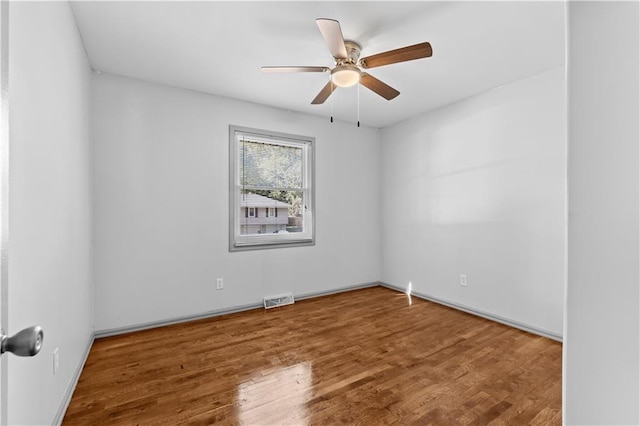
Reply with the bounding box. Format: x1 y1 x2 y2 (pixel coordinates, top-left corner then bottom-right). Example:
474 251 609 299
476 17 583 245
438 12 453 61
230 239 314 252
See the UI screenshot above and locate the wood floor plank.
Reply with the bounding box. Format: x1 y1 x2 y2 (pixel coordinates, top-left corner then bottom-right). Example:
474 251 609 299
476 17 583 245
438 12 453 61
63 286 561 425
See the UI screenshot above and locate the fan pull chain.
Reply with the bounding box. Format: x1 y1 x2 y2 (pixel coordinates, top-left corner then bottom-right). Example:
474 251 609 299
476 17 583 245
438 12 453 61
330 79 334 123
357 83 360 127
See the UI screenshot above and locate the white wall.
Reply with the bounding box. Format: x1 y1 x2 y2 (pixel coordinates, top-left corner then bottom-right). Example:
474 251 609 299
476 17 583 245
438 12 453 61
565 2 639 424
91 73 381 332
8 2 92 425
380 67 566 337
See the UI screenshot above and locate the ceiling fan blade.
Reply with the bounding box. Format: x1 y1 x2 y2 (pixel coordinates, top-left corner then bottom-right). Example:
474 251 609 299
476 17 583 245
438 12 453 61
316 18 348 59
261 66 330 73
360 42 433 69
360 73 400 100
311 81 338 105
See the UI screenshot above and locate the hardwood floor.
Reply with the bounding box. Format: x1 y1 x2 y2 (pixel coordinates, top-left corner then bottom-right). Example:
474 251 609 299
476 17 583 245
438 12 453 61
63 286 562 425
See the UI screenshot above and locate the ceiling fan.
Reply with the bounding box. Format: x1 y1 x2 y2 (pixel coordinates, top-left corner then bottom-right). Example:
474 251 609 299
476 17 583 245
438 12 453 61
262 18 433 105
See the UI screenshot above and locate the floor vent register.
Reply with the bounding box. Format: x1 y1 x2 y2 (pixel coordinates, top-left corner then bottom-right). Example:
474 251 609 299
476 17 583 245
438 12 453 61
263 293 295 309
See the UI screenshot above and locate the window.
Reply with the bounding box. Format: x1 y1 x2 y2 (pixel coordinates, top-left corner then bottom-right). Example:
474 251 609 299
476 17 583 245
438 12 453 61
229 126 314 251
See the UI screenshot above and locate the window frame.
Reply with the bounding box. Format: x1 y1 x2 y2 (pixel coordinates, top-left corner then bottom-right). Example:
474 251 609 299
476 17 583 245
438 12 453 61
229 125 315 251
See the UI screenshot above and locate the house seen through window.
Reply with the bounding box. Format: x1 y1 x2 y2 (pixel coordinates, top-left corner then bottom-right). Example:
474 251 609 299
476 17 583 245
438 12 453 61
229 126 314 251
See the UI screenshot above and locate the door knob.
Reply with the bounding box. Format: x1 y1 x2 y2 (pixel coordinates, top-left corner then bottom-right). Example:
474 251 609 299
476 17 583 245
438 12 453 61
1 326 43 357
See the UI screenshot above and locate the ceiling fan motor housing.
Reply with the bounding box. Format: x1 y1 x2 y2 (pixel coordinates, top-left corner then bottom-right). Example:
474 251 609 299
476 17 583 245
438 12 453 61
342 40 362 65
329 40 363 87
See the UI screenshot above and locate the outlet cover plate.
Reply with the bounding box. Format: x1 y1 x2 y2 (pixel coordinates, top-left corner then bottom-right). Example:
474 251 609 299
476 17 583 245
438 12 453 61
460 274 468 287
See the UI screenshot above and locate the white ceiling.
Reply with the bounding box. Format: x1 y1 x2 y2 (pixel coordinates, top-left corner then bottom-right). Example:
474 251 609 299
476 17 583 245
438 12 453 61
70 1 565 128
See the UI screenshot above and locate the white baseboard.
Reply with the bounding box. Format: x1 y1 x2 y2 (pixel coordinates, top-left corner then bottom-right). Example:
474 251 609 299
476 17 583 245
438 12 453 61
53 332 95 426
380 282 563 342
94 302 263 338
94 281 381 338
295 281 379 301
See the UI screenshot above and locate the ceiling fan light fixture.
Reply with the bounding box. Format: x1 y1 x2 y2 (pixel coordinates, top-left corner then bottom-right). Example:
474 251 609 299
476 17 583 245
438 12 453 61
331 65 361 87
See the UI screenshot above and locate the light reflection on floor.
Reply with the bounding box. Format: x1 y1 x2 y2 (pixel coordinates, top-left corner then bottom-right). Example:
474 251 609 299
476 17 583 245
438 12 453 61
237 361 312 425
406 281 413 305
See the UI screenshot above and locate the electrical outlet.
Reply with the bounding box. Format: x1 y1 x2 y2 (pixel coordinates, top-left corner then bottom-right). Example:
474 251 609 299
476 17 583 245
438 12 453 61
216 278 224 290
459 274 468 287
53 347 59 375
